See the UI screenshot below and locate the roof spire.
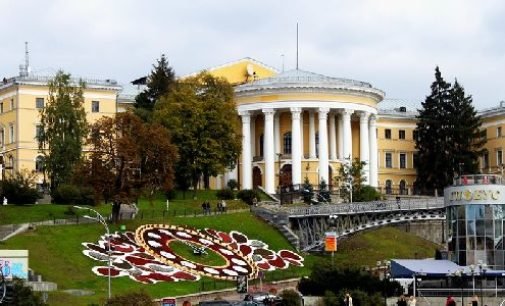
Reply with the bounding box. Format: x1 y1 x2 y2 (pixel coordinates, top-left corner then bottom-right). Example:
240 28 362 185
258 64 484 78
296 22 299 70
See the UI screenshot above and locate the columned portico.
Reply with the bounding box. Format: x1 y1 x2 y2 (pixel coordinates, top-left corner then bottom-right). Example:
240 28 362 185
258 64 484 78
309 111 316 159
291 107 302 185
263 109 276 193
337 113 343 159
240 111 252 189
318 108 330 184
369 115 378 187
329 113 337 160
359 112 370 184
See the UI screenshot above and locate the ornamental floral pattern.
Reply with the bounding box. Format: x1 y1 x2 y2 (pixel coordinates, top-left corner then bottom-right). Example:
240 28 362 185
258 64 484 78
82 224 304 284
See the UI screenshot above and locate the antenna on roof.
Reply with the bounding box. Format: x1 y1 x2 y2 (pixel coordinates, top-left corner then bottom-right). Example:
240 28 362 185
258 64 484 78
19 42 31 77
296 22 299 70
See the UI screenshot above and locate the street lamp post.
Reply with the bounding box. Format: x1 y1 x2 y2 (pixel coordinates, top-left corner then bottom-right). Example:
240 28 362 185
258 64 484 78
478 261 488 306
74 206 112 299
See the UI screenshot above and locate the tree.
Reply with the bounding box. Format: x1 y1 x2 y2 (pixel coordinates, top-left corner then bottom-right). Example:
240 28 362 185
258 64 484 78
39 71 88 195
134 54 175 121
4 277 47 306
336 158 379 202
80 112 177 220
1 170 40 205
155 72 241 194
415 67 484 193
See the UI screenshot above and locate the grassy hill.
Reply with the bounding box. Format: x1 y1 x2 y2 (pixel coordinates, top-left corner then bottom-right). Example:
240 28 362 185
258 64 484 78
1 199 440 305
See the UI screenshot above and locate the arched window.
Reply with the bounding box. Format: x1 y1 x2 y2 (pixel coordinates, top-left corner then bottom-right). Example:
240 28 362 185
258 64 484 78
399 180 407 195
385 179 392 194
315 132 319 157
35 156 45 173
259 134 264 157
283 132 292 155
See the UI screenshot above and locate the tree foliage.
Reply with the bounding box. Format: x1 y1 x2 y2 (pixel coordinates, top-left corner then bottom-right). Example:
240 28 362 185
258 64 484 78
39 71 88 194
0 170 40 205
155 72 241 192
415 67 484 192
78 112 177 219
336 158 379 202
4 277 47 306
134 54 175 121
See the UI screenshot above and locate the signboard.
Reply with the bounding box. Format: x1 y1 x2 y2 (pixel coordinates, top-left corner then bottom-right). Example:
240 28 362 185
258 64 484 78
0 250 29 280
445 184 505 206
162 298 176 306
325 232 337 252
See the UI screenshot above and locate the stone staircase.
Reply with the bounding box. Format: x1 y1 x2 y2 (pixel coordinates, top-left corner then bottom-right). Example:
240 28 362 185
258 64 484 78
251 205 300 250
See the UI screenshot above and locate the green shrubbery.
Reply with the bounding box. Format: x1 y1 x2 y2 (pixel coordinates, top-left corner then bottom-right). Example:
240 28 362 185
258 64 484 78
52 183 94 205
236 189 259 205
216 188 234 200
0 171 40 205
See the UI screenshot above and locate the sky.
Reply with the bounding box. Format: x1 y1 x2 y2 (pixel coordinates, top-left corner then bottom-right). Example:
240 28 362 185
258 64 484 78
2 0 505 109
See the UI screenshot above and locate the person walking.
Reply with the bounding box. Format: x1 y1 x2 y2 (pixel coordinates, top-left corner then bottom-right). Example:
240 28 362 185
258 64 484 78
221 200 227 212
407 295 416 306
344 293 353 306
397 295 407 306
445 295 456 306
471 295 478 306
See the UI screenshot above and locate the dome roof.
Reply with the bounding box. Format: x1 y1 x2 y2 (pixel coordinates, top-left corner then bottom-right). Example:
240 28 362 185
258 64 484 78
235 69 384 100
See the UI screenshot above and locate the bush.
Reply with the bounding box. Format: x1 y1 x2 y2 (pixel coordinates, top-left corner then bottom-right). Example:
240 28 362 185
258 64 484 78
53 183 94 205
279 289 302 306
227 179 238 190
105 290 156 306
216 188 234 200
236 189 259 205
0 171 40 205
354 185 382 202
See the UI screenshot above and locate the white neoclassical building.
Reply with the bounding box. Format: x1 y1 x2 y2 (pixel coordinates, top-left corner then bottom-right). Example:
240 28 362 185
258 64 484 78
226 69 385 194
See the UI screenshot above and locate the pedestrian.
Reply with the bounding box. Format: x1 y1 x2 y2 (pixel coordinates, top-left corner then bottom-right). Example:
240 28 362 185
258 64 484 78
471 295 478 306
397 295 407 306
221 200 227 212
252 196 258 206
201 201 206 214
408 295 416 306
217 201 222 213
205 201 211 214
344 292 353 306
446 295 456 306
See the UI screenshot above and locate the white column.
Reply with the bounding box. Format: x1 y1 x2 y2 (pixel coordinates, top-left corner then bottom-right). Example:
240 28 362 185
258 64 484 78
263 109 276 194
291 107 302 185
329 113 337 160
240 111 252 189
337 113 343 159
359 112 370 185
309 111 316 158
216 174 222 189
342 109 354 160
300 111 304 159
318 108 330 184
274 113 281 155
251 115 256 158
369 115 378 187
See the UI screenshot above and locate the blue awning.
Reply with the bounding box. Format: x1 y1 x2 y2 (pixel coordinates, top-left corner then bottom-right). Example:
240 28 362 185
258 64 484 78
391 259 505 278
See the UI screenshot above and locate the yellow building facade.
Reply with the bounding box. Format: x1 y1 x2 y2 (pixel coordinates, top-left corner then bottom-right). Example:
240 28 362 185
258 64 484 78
3 57 504 197
0 74 121 189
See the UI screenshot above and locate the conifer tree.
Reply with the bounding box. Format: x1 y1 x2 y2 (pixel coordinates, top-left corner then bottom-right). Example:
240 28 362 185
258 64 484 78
134 54 175 121
415 67 484 193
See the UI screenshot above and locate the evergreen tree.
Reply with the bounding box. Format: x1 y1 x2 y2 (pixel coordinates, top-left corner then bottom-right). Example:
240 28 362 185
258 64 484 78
39 71 88 195
415 67 484 193
134 54 175 121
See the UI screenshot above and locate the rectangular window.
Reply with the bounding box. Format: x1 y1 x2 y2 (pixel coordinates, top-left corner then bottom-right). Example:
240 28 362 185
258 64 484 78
498 127 502 138
413 130 418 141
483 153 489 169
35 125 44 141
92 101 100 113
480 130 487 141
10 99 14 110
497 150 503 166
9 124 14 143
385 152 393 168
0 102 3 113
385 129 391 139
36 97 44 109
399 153 406 169
399 130 406 140
413 153 418 168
